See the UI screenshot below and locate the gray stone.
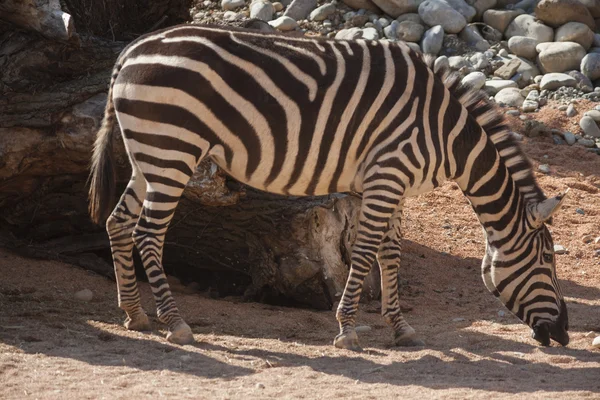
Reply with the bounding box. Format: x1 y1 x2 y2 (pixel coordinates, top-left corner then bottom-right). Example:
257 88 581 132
372 0 424 17
555 22 594 50
74 289 93 302
578 137 597 146
579 116 600 137
495 87 525 107
568 70 594 92
250 0 274 21
222 0 245 10
535 0 596 30
563 131 577 144
434 55 450 73
444 0 477 22
449 56 468 69
539 164 551 174
522 99 538 111
508 36 538 60
384 21 400 40
309 3 336 21
272 1 284 11
459 24 490 52
537 42 586 73
396 13 423 23
494 58 521 79
284 0 317 20
483 9 524 33
473 0 497 20
567 103 577 117
594 33 600 47
505 15 554 43
584 109 600 121
581 53 600 81
223 11 240 21
341 0 383 12
396 20 425 42
452 317 466 322
268 16 298 30
462 71 487 89
361 27 379 40
540 73 578 90
470 52 489 69
553 244 567 253
335 27 363 40
421 25 444 55
355 325 372 332
406 42 422 53
484 79 519 95
418 0 467 34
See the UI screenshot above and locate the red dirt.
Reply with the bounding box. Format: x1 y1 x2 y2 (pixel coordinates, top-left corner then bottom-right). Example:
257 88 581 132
1 102 600 399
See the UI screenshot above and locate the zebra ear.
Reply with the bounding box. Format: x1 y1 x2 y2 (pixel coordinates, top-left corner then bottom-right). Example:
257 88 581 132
529 188 569 228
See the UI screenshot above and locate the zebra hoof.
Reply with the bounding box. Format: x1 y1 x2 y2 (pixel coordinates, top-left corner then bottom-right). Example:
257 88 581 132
394 331 425 347
167 321 194 345
124 313 151 332
333 332 363 351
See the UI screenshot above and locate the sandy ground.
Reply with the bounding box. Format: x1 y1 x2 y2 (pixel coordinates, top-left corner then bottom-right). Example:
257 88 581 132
1 104 600 399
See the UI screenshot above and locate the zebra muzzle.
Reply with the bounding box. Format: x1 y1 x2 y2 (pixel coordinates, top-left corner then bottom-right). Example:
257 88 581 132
531 321 569 347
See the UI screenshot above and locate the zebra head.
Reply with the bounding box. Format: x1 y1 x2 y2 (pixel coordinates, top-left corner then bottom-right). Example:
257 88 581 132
482 190 569 347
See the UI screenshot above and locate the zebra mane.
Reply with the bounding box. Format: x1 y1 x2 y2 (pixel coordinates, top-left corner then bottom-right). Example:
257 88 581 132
420 52 547 205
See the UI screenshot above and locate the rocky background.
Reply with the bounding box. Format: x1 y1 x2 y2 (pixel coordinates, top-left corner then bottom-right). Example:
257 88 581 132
1 0 599 312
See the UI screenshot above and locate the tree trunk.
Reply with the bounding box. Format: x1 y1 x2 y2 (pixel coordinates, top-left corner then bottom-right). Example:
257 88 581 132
0 11 380 310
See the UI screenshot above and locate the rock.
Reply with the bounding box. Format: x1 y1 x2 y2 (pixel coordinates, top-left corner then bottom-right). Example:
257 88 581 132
462 71 487 89
449 56 468 69
508 36 538 60
284 0 318 20
538 163 551 173
483 9 524 34
361 27 379 40
594 33 600 47
473 0 497 20
494 58 521 79
434 55 450 73
593 336 600 349
309 3 335 21
580 116 600 137
256 383 266 389
406 43 422 52
222 0 245 10
341 0 383 12
383 21 400 40
495 87 525 107
568 70 594 92
583 234 594 243
355 325 372 332
584 109 600 121
444 0 477 22
421 25 444 55
470 52 489 69
576 207 585 215
555 22 594 50
250 0 274 21
349 14 369 27
396 13 422 23
396 20 425 42
335 27 363 40
535 0 595 30
505 15 554 43
566 103 577 117
452 317 466 322
372 0 424 17
74 288 93 302
581 0 600 17
563 131 577 144
459 24 490 52
497 310 506 317
419 0 467 34
581 53 600 81
540 73 578 90
578 137 597 146
537 42 586 73
268 16 299 30
484 79 518 95
554 244 569 255
522 99 538 111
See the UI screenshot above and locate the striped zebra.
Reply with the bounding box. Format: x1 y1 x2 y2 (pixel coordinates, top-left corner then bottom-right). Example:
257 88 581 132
88 23 570 349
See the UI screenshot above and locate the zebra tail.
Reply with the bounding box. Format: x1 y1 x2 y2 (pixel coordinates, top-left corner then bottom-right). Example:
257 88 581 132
88 67 120 225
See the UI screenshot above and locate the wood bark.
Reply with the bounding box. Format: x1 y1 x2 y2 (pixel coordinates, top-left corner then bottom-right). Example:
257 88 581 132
0 15 380 310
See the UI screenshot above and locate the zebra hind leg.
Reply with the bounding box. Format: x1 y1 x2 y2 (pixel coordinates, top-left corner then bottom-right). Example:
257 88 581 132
378 207 424 347
106 171 151 332
132 183 194 345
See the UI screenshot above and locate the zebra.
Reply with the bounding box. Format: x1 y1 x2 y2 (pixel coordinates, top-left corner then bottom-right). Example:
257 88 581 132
88 23 570 350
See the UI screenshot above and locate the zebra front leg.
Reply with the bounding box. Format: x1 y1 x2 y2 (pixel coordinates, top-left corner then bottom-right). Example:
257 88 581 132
334 190 397 351
106 172 151 332
133 188 193 345
378 207 424 347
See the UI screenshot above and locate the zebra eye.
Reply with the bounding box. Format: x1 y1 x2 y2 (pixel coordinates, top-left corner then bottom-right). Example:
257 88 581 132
543 253 553 263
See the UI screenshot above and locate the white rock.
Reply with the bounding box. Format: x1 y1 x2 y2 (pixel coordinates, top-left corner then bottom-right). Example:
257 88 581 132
584 109 600 121
396 20 425 42
566 104 577 117
537 42 586 73
591 336 600 348
495 87 525 107
554 244 567 253
484 79 518 95
434 55 450 73
361 27 379 40
470 52 489 69
540 73 578 90
309 3 336 21
459 24 490 51
223 11 241 21
406 42 422 53
250 0 275 21
268 16 299 30
74 289 93 302
505 15 554 43
579 116 600 137
581 53 600 81
335 27 363 40
461 71 487 89
421 25 444 55
449 56 468 69
222 0 245 10
483 9 524 33
555 22 594 50
508 36 538 60
372 0 424 17
284 0 318 20
256 383 266 389
522 99 538 112
418 0 466 34
539 165 550 174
